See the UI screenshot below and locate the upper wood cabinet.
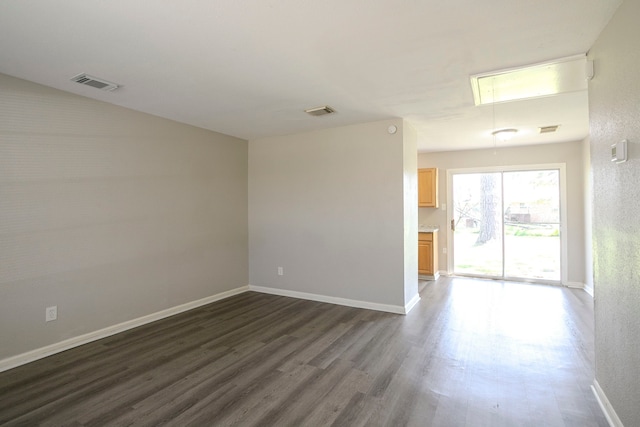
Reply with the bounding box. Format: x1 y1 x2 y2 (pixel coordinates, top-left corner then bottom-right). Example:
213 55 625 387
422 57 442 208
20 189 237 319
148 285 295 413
418 168 438 208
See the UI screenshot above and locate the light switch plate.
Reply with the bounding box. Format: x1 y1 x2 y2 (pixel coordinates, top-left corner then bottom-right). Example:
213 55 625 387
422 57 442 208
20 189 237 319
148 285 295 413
611 140 627 163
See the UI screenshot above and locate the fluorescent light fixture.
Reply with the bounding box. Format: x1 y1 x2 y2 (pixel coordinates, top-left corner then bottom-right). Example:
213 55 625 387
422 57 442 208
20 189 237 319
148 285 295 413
492 128 518 141
470 54 588 105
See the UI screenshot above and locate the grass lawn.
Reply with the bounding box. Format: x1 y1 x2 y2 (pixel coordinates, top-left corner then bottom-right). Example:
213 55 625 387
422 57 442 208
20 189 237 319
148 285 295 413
454 227 560 281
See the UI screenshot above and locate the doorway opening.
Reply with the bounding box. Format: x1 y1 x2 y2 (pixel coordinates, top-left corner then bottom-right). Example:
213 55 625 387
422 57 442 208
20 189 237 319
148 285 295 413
448 165 566 283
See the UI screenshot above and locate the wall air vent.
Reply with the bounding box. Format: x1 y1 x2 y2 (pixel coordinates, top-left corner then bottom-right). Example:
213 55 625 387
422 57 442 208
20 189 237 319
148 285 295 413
539 125 560 134
304 105 336 116
70 73 120 91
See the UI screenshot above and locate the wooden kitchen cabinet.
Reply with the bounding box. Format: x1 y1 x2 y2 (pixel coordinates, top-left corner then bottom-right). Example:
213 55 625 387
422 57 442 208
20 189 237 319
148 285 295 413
418 232 439 279
418 168 438 207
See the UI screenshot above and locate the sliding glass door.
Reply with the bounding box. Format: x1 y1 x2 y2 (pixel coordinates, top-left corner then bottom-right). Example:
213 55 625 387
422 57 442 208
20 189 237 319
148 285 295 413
451 172 503 277
451 167 562 282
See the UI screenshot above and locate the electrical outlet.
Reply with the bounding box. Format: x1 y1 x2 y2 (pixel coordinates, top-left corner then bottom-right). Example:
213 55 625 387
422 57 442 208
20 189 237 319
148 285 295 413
443 247 447 254
45 306 57 322
278 267 284 276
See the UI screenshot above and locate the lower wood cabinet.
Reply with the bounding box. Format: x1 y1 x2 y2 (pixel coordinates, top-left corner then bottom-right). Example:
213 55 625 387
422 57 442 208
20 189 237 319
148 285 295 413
418 232 439 279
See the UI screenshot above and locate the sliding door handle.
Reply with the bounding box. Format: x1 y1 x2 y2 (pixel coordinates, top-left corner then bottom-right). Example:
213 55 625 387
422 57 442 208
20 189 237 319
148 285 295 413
451 219 455 231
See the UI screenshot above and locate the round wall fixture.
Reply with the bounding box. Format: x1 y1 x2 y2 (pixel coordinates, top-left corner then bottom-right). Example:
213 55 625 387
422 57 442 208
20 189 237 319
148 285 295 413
388 125 397 134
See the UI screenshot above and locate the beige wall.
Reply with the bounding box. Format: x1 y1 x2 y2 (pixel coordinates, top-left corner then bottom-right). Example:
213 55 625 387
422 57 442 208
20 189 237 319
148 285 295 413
589 0 640 424
402 121 419 306
418 140 587 285
0 74 248 361
249 119 417 309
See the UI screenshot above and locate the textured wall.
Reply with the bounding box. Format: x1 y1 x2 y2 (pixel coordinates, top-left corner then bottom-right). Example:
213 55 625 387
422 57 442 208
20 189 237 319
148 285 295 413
417 141 587 284
0 74 248 361
582 136 594 296
588 0 640 424
249 119 411 308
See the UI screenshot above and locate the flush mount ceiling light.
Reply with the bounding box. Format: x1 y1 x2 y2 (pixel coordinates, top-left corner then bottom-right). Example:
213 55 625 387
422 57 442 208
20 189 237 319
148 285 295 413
304 105 336 116
492 128 518 141
470 54 588 106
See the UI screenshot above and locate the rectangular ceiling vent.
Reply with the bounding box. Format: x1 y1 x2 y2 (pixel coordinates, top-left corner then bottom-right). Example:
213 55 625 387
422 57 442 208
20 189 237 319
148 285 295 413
539 125 560 134
70 73 120 91
304 105 336 116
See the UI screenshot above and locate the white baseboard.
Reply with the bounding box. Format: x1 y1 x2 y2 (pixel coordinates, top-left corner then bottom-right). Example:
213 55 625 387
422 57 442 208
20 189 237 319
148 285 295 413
567 281 595 298
584 282 595 298
2 284 416 372
0 285 250 373
249 285 407 314
592 380 624 427
419 271 440 281
567 281 585 290
404 293 421 314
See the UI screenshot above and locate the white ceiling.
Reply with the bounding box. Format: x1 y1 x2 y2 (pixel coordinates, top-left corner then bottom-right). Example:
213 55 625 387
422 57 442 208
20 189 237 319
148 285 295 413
0 0 622 152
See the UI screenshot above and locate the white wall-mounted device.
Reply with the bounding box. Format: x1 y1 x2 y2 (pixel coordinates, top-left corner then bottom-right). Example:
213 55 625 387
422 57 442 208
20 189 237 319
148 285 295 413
611 140 628 163
585 60 595 81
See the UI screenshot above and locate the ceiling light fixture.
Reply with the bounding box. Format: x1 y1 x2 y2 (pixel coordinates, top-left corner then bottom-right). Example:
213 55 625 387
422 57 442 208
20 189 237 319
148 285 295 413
492 128 519 141
488 78 518 152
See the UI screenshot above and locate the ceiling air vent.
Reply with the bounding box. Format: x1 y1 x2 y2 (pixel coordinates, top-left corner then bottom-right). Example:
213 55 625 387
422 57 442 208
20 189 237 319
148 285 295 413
70 73 120 91
539 125 560 134
304 105 336 116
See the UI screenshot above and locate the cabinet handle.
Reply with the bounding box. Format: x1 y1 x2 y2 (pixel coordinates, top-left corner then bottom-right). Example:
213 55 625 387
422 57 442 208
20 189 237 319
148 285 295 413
451 219 455 231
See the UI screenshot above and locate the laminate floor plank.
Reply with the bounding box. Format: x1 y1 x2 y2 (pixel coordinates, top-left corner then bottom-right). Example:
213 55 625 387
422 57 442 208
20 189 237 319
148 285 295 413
300 367 371 426
253 357 357 427
0 277 608 426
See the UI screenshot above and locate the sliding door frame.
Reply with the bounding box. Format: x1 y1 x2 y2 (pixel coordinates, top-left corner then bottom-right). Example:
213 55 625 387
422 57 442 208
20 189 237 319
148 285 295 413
446 163 568 285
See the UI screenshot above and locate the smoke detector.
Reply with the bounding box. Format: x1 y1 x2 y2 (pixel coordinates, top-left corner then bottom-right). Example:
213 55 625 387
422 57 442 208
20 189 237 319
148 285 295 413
304 105 336 116
70 73 120 91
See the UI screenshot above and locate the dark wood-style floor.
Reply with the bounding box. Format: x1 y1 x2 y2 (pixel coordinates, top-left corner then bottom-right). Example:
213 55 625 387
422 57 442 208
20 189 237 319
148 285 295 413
0 277 607 426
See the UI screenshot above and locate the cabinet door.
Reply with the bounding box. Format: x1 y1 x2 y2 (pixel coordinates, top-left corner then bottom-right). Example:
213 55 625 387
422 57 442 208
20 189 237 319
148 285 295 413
418 168 438 207
418 234 433 275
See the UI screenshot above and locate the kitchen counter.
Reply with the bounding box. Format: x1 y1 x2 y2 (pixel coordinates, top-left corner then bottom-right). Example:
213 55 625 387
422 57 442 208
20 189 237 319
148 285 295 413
418 226 439 233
